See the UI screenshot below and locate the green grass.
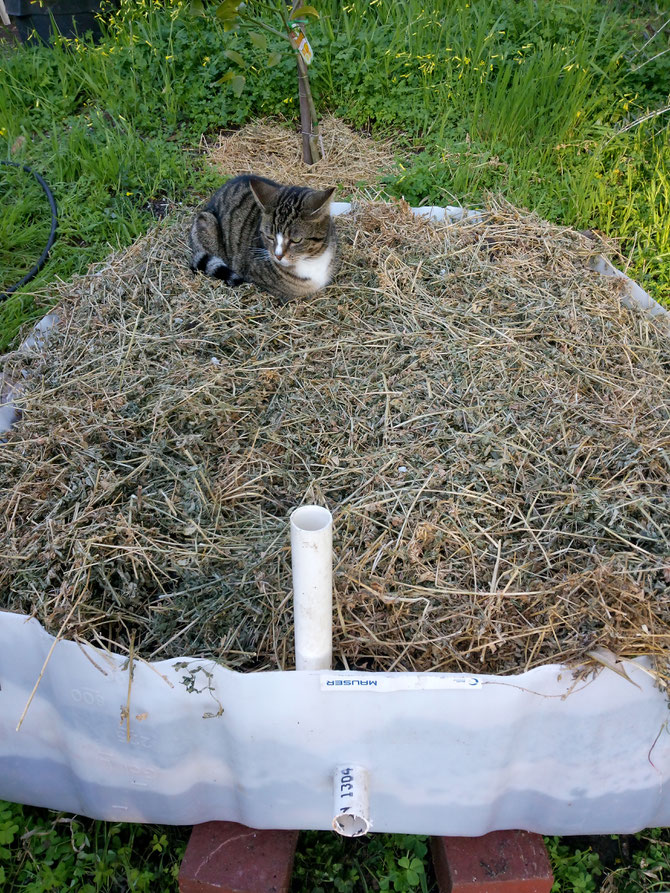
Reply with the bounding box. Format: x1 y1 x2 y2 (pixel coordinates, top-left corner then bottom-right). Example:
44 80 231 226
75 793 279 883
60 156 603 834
0 118 212 349
313 0 670 301
0 163 53 291
0 162 54 340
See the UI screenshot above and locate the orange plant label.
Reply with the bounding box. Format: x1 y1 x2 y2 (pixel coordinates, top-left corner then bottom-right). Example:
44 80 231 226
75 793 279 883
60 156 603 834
290 27 313 65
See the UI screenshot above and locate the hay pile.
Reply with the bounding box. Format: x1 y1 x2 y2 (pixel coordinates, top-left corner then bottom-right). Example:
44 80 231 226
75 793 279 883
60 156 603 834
204 115 398 196
1 198 669 678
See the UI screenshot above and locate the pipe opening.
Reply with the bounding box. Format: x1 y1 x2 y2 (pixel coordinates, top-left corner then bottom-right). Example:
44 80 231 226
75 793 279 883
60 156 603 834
332 811 371 838
291 505 332 532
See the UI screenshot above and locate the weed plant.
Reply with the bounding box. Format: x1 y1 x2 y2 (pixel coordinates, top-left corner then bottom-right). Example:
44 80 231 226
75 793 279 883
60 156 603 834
548 830 670 892
607 828 670 892
547 837 605 893
0 799 186 892
0 800 436 893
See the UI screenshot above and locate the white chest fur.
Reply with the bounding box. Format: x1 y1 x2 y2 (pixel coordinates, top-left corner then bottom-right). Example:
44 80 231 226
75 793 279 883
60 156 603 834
293 246 335 290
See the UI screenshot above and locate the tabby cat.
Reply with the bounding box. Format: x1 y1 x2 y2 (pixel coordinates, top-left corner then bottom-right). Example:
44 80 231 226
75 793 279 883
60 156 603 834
189 174 337 303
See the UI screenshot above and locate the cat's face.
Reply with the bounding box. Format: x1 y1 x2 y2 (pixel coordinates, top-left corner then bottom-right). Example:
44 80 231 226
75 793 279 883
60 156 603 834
258 214 331 269
250 178 335 270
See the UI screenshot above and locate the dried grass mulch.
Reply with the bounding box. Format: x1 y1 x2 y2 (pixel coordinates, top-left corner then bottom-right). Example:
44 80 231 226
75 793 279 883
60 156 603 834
203 115 398 197
1 198 669 681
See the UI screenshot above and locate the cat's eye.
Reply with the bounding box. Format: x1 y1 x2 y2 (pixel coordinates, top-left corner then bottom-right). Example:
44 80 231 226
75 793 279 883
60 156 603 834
291 237 303 245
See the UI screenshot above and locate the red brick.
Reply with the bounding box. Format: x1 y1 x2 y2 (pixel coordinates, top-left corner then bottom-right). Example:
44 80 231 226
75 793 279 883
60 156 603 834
179 821 299 893
431 830 554 893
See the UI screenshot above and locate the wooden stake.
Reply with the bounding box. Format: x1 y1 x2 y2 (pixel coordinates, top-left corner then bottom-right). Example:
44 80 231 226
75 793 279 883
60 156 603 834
297 56 314 165
291 0 320 165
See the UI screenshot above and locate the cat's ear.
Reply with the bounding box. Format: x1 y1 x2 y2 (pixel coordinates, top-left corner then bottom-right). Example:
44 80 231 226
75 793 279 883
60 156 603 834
249 177 279 212
304 186 336 216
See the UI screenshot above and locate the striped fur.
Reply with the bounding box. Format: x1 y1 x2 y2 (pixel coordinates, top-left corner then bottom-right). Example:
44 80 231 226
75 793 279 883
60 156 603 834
189 174 337 303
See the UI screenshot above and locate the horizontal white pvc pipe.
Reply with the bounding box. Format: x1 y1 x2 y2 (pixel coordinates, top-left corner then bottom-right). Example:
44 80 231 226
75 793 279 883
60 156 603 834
291 504 333 671
333 765 371 837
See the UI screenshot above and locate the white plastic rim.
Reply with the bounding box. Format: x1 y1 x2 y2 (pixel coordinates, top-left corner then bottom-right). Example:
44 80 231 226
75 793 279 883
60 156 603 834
291 505 333 671
291 505 332 534
333 765 371 837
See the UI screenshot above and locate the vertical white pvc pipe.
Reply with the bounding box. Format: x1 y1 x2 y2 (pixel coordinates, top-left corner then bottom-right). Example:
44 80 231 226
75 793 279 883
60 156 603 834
290 504 333 671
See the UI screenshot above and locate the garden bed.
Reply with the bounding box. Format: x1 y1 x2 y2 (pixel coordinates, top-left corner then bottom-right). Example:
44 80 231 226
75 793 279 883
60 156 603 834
1 169 668 680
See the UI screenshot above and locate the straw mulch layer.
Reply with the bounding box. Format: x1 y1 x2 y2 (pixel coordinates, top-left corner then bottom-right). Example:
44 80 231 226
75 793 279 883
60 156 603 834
204 115 398 196
1 200 669 679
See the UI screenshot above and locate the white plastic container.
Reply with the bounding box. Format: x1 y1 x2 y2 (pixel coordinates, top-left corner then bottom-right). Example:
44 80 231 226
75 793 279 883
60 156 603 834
1 608 669 833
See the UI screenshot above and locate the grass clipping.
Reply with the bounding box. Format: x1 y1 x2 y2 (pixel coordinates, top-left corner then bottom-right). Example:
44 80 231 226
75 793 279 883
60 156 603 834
204 115 397 195
1 200 669 680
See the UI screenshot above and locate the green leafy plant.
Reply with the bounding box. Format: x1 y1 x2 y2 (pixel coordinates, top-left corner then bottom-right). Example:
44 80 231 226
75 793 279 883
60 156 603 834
291 830 365 892
546 836 604 893
4 798 670 893
291 831 434 893
602 828 670 893
191 0 323 161
0 799 187 892
371 835 430 893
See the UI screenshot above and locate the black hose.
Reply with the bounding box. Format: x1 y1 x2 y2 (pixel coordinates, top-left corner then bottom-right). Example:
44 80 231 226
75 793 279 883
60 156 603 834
0 160 58 302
